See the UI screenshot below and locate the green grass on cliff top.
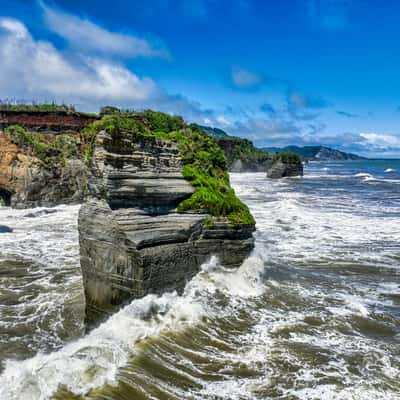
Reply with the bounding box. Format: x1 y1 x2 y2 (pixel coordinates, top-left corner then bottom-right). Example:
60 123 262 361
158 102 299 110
0 102 97 117
84 110 255 225
271 152 301 164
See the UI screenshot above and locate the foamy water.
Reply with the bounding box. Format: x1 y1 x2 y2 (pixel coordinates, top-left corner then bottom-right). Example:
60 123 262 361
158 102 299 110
0 159 399 399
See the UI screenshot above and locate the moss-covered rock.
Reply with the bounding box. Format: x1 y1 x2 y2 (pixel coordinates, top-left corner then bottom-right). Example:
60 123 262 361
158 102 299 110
267 152 303 178
84 111 255 225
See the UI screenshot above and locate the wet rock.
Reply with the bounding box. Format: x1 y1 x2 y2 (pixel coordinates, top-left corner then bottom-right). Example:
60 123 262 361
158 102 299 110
11 159 89 209
0 225 12 233
267 154 303 178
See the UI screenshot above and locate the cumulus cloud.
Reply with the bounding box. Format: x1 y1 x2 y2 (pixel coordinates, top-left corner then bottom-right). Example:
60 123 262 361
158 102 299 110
40 1 168 58
0 18 158 108
0 15 216 119
359 132 400 150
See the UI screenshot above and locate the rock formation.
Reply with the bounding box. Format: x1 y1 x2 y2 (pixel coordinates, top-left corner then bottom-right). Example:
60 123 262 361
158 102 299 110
0 110 92 208
267 153 303 178
79 122 255 323
0 108 256 324
216 137 270 172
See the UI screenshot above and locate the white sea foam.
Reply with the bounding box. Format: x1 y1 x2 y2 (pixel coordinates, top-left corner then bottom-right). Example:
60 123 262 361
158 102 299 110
384 168 395 173
0 254 266 400
231 173 400 266
2 169 399 400
354 172 372 178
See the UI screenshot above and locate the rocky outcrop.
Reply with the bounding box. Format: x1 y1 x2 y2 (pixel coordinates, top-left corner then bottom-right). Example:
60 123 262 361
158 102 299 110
267 155 303 178
79 130 255 322
216 137 270 172
0 131 89 208
11 158 89 209
0 225 12 233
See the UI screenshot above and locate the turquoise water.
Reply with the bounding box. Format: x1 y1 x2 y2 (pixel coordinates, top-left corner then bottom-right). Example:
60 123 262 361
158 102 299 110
0 160 399 399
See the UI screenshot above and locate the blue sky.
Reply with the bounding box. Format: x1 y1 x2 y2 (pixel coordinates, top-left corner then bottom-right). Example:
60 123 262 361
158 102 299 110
1 0 400 157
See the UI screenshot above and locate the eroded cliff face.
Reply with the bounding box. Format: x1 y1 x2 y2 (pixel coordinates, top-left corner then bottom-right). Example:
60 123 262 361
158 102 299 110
79 131 255 322
0 110 97 132
0 133 36 204
0 130 89 208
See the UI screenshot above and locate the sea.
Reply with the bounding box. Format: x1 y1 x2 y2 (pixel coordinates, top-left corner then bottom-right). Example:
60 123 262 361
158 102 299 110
0 159 399 400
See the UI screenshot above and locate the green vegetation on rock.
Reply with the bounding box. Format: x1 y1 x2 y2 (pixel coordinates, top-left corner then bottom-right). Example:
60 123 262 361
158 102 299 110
217 137 269 163
271 152 301 164
0 102 97 117
84 111 255 225
197 125 270 171
5 125 80 167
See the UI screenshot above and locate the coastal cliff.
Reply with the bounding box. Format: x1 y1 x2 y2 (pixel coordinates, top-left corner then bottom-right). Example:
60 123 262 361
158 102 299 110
0 109 95 207
79 112 255 322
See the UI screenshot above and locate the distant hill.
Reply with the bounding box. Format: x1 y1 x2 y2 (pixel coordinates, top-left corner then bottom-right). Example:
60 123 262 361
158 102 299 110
264 145 365 161
198 125 229 138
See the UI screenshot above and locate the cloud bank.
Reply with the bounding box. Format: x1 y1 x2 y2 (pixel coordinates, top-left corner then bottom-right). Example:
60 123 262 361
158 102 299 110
0 18 158 107
40 1 169 58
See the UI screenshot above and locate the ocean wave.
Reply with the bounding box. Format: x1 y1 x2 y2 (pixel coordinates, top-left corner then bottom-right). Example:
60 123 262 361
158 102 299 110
354 172 373 178
0 255 266 400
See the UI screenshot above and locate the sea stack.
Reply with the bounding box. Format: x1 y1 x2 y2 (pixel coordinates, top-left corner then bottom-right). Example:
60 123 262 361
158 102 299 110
78 111 256 323
267 152 303 178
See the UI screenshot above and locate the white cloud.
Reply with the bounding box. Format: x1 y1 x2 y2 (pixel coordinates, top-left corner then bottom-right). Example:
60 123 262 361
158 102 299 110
40 1 168 58
0 18 158 108
231 66 262 89
359 132 400 150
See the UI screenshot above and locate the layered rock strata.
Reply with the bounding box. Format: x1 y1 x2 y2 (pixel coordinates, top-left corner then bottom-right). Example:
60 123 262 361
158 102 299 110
79 131 255 322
